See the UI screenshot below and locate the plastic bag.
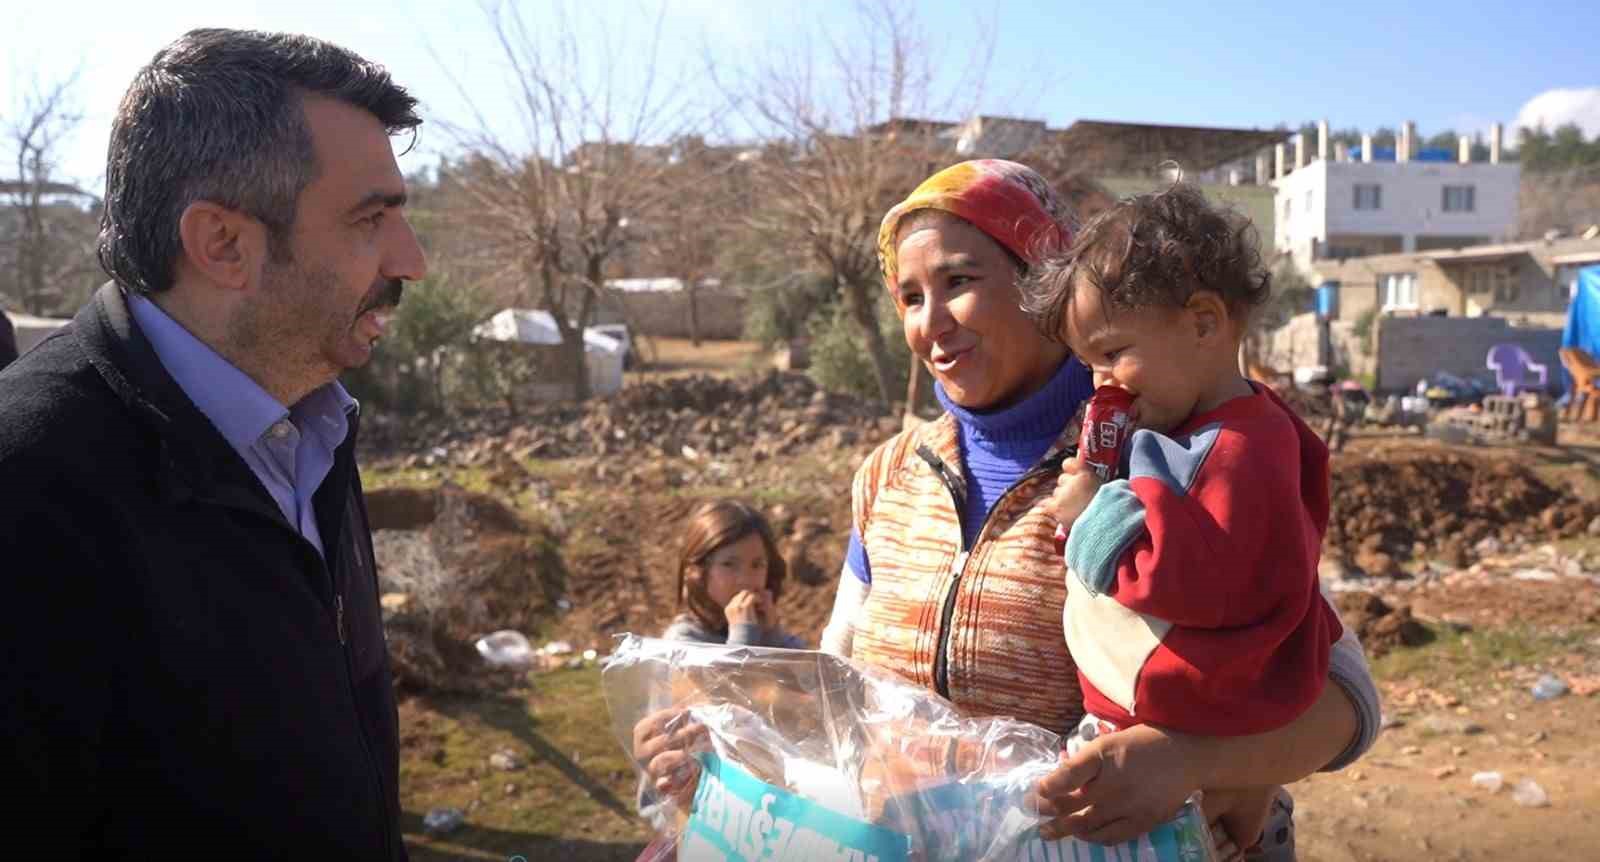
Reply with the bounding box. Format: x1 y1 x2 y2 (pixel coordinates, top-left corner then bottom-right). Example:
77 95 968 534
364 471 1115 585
603 635 1216 862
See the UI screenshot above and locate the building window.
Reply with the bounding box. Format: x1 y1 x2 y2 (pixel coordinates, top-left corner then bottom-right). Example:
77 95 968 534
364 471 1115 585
1465 264 1517 303
1442 185 1475 212
1380 272 1418 310
1353 184 1381 210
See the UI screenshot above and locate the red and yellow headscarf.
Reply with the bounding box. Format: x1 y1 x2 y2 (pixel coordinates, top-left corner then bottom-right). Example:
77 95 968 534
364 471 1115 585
877 159 1072 305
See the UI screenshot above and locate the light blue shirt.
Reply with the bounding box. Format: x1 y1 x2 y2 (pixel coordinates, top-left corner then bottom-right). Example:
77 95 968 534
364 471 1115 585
128 293 356 559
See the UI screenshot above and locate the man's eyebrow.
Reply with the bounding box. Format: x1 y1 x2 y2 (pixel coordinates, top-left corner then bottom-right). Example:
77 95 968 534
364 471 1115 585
347 190 407 216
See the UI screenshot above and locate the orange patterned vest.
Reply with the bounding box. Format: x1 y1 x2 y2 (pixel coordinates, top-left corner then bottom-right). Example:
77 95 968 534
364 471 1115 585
850 413 1085 735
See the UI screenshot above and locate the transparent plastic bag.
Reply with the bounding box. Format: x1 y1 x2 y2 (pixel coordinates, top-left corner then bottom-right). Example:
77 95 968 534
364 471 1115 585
603 635 1216 862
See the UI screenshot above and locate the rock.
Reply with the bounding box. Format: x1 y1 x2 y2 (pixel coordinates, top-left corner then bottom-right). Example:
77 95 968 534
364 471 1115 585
1421 715 1484 735
1432 765 1458 779
1531 674 1569 700
379 592 413 615
1511 779 1550 808
1354 549 1402 579
1400 745 1422 755
489 748 525 771
423 807 465 835
1470 771 1504 793
1588 514 1600 537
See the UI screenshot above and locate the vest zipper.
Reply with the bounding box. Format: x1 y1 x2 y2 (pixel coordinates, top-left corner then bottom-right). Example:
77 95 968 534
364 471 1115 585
930 451 1069 700
336 593 347 645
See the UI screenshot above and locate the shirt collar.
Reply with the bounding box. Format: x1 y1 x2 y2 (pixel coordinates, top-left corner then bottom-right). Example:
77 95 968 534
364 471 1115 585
127 293 355 452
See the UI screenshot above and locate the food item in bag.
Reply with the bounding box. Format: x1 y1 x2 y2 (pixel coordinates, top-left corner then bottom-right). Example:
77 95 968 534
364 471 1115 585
603 636 1217 862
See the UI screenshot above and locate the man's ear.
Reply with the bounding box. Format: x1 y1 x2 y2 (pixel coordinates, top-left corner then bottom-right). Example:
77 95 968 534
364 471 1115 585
1185 291 1231 343
176 201 266 290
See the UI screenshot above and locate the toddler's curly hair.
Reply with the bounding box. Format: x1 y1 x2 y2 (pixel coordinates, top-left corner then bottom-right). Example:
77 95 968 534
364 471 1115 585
1020 182 1270 340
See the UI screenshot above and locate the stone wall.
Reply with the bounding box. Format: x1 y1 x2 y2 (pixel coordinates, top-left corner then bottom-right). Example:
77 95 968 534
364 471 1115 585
1260 312 1375 379
1374 315 1561 394
594 287 748 340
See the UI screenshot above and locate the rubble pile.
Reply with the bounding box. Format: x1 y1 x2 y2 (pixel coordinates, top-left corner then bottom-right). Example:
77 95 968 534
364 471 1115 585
1333 592 1433 657
1326 451 1597 576
362 372 894 468
368 484 566 692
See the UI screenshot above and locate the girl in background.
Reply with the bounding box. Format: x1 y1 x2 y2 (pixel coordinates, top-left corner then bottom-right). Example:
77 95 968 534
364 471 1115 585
661 499 806 649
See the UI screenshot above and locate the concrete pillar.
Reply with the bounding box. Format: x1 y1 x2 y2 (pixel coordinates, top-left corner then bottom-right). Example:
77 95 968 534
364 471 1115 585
1295 132 1307 170
1318 120 1329 161
1361 134 1374 163
1491 122 1503 164
1335 143 1350 163
1459 134 1472 164
1256 151 1270 185
1275 143 1286 179
1399 121 1415 163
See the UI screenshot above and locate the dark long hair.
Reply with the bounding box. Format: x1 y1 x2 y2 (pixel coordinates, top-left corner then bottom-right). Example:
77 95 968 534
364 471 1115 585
676 500 786 633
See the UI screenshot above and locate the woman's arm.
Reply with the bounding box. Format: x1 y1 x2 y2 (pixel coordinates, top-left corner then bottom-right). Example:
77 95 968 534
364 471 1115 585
819 563 870 657
1031 626 1379 843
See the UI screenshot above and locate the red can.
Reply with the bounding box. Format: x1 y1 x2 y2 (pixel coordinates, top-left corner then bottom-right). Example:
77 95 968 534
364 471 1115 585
1077 386 1136 481
1054 387 1136 555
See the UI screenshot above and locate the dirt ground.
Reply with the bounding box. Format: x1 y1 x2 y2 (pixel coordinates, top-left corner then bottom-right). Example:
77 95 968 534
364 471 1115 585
360 350 1600 861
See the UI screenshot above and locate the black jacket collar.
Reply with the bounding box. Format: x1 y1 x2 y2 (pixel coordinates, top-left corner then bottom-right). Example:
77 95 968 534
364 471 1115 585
71 282 328 520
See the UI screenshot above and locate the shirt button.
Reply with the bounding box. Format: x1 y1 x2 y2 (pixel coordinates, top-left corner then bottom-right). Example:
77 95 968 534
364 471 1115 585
271 421 293 439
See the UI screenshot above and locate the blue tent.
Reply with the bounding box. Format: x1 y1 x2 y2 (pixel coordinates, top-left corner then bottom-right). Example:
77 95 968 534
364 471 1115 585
1560 264 1600 395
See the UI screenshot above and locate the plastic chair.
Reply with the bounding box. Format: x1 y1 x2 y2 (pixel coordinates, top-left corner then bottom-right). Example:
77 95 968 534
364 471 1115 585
1559 347 1600 422
1486 343 1548 397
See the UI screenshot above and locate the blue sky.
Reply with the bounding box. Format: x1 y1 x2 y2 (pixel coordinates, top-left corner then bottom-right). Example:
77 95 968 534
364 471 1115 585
4 0 1598 190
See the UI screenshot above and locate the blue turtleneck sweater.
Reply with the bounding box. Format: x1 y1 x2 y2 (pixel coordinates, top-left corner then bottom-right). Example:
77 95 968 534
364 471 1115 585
845 357 1094 583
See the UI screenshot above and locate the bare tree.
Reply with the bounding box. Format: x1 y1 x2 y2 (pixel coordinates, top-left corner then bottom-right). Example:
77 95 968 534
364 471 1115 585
435 0 708 401
713 0 995 405
2 68 97 315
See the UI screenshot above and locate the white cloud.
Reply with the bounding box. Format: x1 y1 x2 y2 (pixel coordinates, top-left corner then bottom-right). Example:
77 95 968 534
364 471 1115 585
1515 87 1600 139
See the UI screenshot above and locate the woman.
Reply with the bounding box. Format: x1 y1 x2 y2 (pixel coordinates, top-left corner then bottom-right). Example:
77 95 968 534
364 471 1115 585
637 160 1380 859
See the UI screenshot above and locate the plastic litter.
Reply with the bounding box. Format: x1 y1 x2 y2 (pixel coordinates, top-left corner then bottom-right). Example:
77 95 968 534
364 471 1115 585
543 640 575 656
1512 779 1550 808
602 634 1216 862
474 630 534 668
583 648 599 662
1531 674 1569 701
422 807 465 835
1470 771 1504 793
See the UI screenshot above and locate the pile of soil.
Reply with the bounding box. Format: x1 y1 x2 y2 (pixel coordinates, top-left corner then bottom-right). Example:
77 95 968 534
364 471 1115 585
1325 450 1598 577
1333 592 1433 657
361 371 895 468
367 484 566 693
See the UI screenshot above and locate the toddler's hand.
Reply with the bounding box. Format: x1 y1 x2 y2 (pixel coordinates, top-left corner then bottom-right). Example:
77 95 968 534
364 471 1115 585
755 589 780 630
1050 457 1104 533
725 590 763 626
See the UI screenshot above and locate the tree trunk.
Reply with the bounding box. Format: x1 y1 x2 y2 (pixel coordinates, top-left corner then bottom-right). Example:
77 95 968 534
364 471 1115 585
903 357 925 428
841 276 898 406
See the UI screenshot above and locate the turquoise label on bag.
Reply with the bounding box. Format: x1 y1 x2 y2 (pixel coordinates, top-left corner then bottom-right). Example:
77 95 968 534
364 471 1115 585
881 780 1213 862
683 752 911 862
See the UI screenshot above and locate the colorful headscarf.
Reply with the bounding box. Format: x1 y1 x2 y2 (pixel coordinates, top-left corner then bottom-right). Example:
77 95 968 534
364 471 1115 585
876 159 1072 304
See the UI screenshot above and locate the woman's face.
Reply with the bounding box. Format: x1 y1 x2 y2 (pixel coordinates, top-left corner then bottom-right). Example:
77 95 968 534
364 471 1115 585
893 212 1067 410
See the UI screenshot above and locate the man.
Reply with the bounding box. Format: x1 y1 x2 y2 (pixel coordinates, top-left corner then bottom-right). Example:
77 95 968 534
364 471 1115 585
0 29 426 859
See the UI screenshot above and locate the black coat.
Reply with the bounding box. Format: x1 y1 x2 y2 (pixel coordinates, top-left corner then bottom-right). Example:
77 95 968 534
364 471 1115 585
0 283 406 860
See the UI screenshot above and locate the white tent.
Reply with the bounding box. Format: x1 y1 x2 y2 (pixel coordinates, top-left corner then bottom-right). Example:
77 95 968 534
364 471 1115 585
471 309 625 397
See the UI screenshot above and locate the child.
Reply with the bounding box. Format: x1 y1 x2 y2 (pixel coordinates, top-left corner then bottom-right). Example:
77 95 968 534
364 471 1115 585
661 499 806 649
1020 184 1344 848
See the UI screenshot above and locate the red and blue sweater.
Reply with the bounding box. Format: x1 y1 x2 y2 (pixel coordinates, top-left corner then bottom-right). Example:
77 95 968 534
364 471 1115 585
1062 384 1343 736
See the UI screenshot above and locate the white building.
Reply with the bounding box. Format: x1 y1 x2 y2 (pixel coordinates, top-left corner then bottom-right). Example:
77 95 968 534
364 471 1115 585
1272 121 1520 276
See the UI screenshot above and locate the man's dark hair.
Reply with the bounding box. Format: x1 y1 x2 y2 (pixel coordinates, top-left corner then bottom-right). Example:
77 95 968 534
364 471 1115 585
1020 183 1270 340
97 28 422 294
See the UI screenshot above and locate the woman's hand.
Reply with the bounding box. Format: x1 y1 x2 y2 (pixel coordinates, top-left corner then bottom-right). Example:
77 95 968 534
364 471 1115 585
1050 458 1103 533
1026 724 1205 845
725 590 763 627
632 707 709 809
1203 785 1277 852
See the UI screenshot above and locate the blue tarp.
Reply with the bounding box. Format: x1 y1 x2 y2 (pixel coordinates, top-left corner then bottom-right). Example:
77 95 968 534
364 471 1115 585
1559 265 1600 395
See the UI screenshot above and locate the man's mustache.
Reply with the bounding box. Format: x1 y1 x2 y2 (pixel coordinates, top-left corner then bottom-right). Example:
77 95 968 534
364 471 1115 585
358 279 404 316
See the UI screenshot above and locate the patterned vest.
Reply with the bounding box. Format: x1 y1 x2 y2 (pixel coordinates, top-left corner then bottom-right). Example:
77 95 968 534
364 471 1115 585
850 413 1084 734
